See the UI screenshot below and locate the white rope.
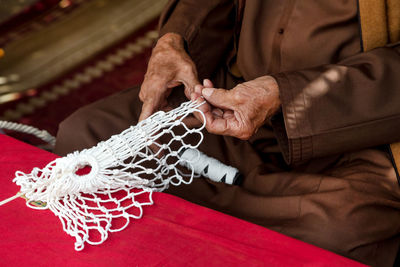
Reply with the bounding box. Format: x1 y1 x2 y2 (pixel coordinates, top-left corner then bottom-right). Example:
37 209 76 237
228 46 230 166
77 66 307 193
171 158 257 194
11 100 240 251
0 120 56 147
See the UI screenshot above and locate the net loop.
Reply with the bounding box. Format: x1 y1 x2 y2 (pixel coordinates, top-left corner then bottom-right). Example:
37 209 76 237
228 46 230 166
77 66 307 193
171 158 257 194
14 101 206 250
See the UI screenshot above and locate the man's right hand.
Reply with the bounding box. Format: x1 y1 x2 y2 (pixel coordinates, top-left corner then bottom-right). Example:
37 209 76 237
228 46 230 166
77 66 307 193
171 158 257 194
138 32 200 121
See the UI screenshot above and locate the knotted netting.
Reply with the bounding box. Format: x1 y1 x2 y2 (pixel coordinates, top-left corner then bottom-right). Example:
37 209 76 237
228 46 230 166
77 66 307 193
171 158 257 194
13 100 239 251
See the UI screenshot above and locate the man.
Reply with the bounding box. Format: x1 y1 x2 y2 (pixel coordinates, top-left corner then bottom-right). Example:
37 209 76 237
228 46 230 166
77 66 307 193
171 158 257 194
55 1 400 266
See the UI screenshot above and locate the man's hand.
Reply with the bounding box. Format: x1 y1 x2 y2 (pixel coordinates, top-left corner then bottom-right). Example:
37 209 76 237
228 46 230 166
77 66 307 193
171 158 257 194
193 76 281 140
139 33 200 121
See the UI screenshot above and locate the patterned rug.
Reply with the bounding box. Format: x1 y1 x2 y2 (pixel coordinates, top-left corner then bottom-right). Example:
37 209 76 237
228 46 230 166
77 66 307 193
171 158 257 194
1 18 158 145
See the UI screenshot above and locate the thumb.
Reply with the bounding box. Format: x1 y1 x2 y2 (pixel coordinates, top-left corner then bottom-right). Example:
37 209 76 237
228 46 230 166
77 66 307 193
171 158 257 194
182 74 200 100
201 88 235 110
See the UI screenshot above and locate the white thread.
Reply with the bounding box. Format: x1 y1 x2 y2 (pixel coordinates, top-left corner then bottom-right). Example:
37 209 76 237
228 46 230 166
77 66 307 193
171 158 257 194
12 100 241 251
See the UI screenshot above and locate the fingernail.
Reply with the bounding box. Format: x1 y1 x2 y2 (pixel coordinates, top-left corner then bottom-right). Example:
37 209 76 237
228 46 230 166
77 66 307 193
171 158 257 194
194 84 202 94
202 88 213 97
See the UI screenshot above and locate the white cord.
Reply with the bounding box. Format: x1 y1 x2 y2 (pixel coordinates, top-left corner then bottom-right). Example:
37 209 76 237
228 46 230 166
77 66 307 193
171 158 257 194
0 120 56 147
3 101 243 251
0 119 241 185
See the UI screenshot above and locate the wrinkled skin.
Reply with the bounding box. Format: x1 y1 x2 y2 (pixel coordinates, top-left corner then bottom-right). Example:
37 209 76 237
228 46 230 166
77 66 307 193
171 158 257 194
139 33 281 140
192 77 281 140
139 33 200 121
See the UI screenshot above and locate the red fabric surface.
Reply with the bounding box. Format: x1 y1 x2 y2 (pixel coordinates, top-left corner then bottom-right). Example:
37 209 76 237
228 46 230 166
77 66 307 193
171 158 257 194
0 134 367 267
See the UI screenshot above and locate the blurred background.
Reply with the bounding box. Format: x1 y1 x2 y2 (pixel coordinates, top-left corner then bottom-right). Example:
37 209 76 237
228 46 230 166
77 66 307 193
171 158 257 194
0 0 167 145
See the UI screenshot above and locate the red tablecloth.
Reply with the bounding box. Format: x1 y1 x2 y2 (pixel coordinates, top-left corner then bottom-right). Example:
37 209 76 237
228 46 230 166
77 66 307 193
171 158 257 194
0 134 366 266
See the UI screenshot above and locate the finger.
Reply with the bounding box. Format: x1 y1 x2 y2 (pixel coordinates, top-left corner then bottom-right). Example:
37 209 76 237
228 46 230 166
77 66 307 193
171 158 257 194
139 79 169 121
182 115 203 128
161 104 173 112
190 91 203 101
139 101 157 121
207 113 242 137
201 88 236 110
212 108 223 117
190 94 214 125
181 71 200 100
140 74 164 97
166 80 181 88
203 79 214 88
192 97 228 134
205 116 231 135
149 143 164 158
222 109 234 119
194 84 203 95
190 93 236 135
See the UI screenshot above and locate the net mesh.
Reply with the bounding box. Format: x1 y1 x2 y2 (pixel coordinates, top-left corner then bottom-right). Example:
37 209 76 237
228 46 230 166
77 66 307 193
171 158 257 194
13 100 206 250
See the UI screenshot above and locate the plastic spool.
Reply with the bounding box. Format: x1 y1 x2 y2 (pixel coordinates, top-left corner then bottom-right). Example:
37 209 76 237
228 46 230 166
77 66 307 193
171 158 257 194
179 148 242 185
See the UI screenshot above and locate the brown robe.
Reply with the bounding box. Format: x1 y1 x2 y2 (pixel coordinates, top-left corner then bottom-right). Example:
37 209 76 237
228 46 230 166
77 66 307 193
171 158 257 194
55 1 400 266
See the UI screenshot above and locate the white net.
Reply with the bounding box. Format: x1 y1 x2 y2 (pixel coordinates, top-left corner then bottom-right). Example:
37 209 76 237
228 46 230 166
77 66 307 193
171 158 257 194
13 100 211 251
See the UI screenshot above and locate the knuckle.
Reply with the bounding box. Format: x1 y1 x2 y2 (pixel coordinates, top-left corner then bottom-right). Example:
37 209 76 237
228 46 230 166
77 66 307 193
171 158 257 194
233 91 245 103
181 62 193 74
170 49 181 58
155 47 178 60
144 70 159 80
152 44 167 54
143 73 153 83
159 50 173 60
138 91 146 102
150 49 178 68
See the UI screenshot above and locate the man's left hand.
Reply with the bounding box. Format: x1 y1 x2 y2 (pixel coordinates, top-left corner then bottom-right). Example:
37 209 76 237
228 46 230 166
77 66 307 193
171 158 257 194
192 76 281 140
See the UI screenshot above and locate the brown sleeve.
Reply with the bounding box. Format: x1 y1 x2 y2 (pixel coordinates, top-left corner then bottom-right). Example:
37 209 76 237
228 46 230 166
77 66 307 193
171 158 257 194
271 44 400 165
158 0 236 80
